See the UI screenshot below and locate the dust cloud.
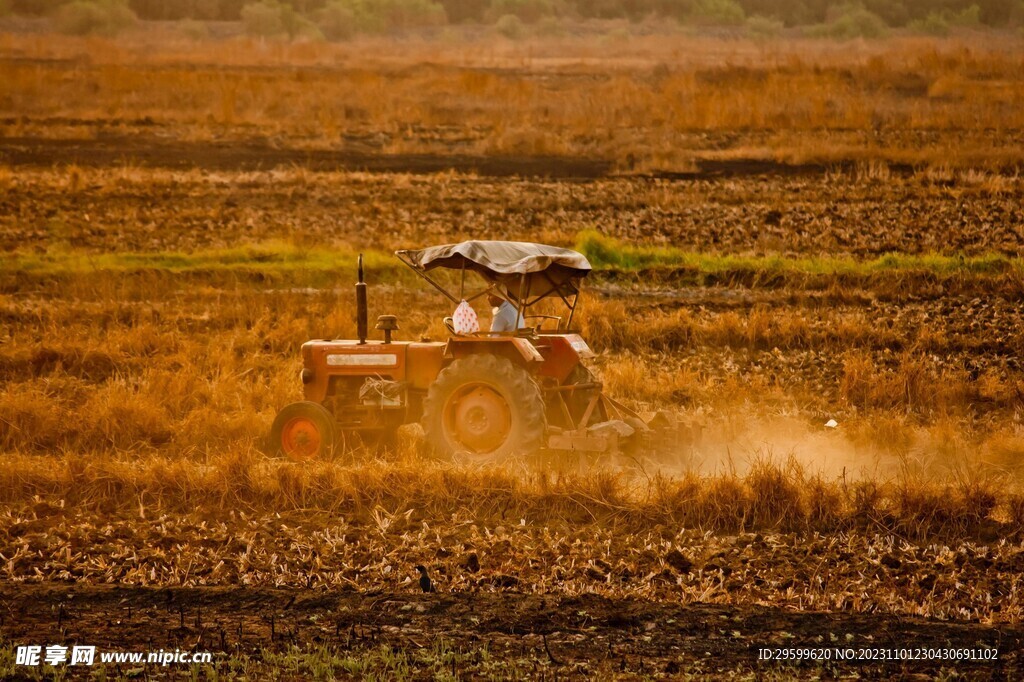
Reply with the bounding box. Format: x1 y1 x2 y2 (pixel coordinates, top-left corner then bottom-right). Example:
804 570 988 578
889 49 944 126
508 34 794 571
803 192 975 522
630 411 1022 485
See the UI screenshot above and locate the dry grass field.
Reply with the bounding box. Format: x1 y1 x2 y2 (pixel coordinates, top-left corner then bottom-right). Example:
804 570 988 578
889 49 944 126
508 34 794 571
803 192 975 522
2 27 1024 679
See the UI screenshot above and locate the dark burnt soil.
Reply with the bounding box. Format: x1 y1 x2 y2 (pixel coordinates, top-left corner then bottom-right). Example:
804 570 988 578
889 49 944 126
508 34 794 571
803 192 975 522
0 135 893 179
1 584 1020 679
0 135 614 178
5 150 1023 256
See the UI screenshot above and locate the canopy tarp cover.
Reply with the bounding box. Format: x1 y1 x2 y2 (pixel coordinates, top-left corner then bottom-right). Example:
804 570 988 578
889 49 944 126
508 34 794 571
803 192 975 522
398 241 591 301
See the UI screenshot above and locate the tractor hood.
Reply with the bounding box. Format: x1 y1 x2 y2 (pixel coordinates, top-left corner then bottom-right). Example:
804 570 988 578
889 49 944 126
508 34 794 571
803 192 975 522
398 240 591 301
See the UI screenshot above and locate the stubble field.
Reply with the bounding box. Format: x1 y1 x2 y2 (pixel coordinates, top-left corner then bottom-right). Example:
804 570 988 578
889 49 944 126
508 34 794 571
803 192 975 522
1 28 1024 679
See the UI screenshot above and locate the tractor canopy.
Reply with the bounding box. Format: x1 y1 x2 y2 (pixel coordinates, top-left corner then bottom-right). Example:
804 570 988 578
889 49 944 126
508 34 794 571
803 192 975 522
396 240 591 307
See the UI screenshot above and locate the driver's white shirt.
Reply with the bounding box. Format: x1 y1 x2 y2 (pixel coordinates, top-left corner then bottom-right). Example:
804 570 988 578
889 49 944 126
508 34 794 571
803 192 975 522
491 301 525 332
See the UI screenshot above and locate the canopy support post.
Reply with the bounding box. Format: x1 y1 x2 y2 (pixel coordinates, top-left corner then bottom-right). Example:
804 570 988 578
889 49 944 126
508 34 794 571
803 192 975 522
517 273 527 328
566 290 579 330
395 251 460 305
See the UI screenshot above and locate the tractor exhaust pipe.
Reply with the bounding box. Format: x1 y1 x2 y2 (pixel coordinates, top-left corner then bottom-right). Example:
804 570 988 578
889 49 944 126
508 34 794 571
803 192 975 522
356 254 368 345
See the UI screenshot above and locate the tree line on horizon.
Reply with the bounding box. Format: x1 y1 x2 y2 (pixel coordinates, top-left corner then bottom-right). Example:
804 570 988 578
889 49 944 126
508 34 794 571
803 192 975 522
5 0 1023 39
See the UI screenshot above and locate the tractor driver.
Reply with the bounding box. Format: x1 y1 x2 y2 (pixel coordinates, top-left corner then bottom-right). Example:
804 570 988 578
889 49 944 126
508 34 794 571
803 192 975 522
488 289 525 332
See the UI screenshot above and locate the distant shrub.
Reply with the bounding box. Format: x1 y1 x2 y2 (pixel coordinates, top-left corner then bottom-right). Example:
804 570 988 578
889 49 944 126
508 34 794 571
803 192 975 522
835 7 887 37
862 0 908 27
745 14 783 36
177 17 209 40
690 0 744 25
318 0 446 33
486 0 552 24
535 15 565 35
0 0 11 18
310 0 446 34
316 1 357 40
950 3 982 26
602 25 631 43
379 0 447 30
908 12 949 35
293 18 325 41
437 0 488 22
494 13 524 37
908 4 980 35
55 0 137 36
242 1 323 40
241 0 285 36
807 5 887 39
1012 1 1024 27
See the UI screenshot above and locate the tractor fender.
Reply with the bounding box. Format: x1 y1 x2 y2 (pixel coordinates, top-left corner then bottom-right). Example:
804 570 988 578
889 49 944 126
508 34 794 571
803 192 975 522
535 333 594 383
444 336 544 366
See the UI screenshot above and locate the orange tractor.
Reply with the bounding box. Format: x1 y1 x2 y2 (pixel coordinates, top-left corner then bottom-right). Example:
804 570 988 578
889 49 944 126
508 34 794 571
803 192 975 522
268 240 648 462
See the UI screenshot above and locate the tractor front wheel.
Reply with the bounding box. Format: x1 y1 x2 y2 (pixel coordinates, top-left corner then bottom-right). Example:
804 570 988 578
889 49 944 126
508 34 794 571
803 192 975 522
422 355 546 462
268 401 338 461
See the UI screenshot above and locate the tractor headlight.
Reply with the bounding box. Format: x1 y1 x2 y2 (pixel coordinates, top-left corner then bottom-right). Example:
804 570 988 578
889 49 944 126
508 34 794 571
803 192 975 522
301 368 314 384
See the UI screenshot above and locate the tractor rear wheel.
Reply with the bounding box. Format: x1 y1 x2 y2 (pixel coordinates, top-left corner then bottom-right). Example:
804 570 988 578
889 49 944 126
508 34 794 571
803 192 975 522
422 354 546 462
268 401 338 462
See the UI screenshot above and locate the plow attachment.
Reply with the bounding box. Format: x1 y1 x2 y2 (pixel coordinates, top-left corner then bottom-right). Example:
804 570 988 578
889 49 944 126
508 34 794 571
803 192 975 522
542 379 700 456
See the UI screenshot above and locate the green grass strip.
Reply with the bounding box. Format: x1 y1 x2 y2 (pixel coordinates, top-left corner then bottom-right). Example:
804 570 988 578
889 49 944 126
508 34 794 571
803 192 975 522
574 230 1019 276
0 241 395 275
1 233 1019 279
